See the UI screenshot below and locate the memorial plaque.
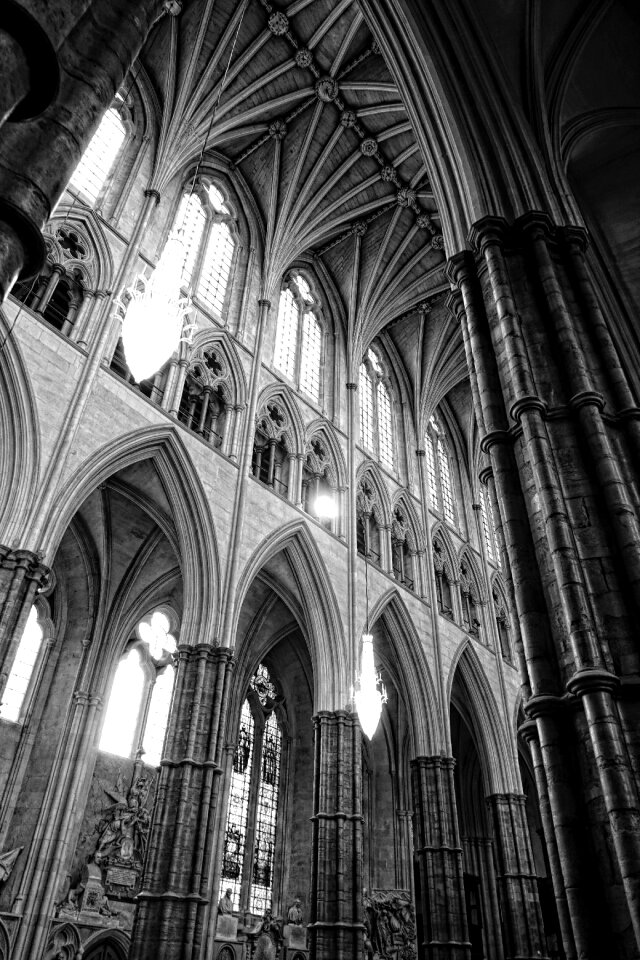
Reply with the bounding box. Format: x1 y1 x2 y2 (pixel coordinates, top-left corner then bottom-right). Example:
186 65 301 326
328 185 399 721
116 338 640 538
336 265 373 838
106 867 137 889
215 915 238 941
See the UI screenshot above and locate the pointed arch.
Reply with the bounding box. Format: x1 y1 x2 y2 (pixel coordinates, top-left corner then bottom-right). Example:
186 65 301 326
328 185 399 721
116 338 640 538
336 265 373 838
304 419 347 490
366 587 442 753
38 425 219 646
431 520 457 582
0 308 40 540
187 328 248 407
254 384 305 454
448 641 516 792
45 203 115 290
391 488 424 553
83 929 130 960
458 546 484 602
232 520 347 711
356 459 392 528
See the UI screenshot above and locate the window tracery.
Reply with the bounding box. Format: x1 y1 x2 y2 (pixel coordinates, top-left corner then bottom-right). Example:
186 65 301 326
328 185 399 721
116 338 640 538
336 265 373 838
178 344 232 449
252 400 294 498
302 434 338 529
69 106 127 206
220 663 284 915
99 609 177 767
359 348 394 470
169 181 236 319
273 273 324 403
480 485 501 567
425 415 457 527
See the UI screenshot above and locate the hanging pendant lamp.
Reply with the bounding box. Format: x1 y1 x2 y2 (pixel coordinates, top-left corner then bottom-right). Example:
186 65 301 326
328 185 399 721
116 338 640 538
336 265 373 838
353 557 387 738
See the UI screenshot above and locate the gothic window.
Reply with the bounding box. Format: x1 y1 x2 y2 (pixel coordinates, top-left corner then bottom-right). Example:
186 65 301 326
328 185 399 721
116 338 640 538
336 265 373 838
220 663 284 915
432 537 454 619
460 558 481 639
0 605 44 723
69 106 127 205
273 274 324 404
170 182 236 318
356 479 383 567
12 261 85 336
480 485 501 567
359 348 394 470
252 402 292 498
391 507 415 591
99 609 177 767
178 348 230 449
302 435 337 530
425 415 457 527
492 585 512 663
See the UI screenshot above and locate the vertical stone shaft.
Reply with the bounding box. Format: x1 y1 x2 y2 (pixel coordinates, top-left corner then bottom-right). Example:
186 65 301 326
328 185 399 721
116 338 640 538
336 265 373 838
0 0 164 298
0 2 59 130
0 544 49 702
520 720 576 960
487 793 547 959
130 644 233 960
461 837 503 960
410 756 470 960
309 711 363 960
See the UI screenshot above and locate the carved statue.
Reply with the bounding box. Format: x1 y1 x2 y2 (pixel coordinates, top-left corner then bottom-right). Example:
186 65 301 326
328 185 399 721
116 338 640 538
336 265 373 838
93 774 152 866
287 898 303 924
363 889 416 960
253 909 282 960
218 887 234 914
0 845 23 883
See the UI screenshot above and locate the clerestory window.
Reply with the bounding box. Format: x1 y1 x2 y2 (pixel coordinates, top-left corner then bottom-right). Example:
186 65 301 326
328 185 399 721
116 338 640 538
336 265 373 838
273 274 324 404
170 182 236 317
99 609 177 767
220 663 284 916
480 485 501 567
69 106 127 206
425 415 457 527
359 348 394 470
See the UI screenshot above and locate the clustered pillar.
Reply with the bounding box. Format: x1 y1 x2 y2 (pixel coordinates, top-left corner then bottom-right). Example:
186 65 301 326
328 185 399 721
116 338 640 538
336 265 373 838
410 755 470 960
130 644 234 960
448 212 640 958
309 711 364 960
0 543 49 706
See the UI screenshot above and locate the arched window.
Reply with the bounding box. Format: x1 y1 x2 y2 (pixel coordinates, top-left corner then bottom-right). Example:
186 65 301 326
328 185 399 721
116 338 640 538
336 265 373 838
359 348 394 470
273 274 324 403
220 663 284 915
356 478 383 567
493 584 513 663
99 609 177 767
252 401 292 498
0 605 44 723
169 181 236 318
391 506 416 591
480 485 501 567
69 106 127 205
302 435 338 530
432 536 454 619
460 557 481 639
425 415 457 527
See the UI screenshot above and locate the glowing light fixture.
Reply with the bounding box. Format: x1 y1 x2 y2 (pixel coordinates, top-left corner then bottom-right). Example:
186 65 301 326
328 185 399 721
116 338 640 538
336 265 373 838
314 493 337 519
353 556 387 738
117 231 195 383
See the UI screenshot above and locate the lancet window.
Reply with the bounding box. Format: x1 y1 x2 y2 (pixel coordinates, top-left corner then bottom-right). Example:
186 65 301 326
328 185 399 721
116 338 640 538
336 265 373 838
432 536 454 619
220 663 284 915
98 609 177 767
0 605 44 723
69 106 127 205
273 274 324 404
480 485 501 567
359 348 394 470
170 181 236 318
425 415 457 527
302 435 337 529
251 401 293 498
356 479 383 567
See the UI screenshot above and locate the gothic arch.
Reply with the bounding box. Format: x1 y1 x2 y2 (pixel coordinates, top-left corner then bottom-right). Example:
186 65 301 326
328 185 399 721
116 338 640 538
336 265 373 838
83 929 130 960
367 588 442 753
232 520 347 710
304 419 347 490
448 641 516 792
390 489 424 554
356 460 392 528
458 547 484 603
0 308 40 540
46 202 115 291
431 521 458 583
38 425 219 646
187 329 248 408
254 384 305 454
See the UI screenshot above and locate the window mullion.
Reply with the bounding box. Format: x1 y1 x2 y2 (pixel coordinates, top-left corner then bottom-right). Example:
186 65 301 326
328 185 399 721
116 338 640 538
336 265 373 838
133 664 155 761
241 720 264 908
295 301 303 387
372 374 381 460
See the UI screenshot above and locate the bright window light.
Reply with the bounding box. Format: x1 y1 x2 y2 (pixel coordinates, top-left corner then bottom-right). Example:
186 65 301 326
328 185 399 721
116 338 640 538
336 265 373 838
0 606 43 722
274 288 298 380
300 311 322 402
199 221 234 314
99 648 145 758
377 381 394 468
359 363 375 450
69 107 126 205
142 663 175 766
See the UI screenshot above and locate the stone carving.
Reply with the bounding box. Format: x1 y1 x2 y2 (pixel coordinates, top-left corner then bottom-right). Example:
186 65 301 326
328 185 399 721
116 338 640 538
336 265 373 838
431 234 445 250
219 887 235 915
396 188 416 208
380 165 397 183
252 910 282 960
287 898 303 924
361 138 378 157
0 846 23 883
341 110 357 128
352 221 368 237
94 773 151 868
44 923 80 960
295 48 313 68
315 77 339 102
268 11 289 35
269 120 287 141
363 890 417 960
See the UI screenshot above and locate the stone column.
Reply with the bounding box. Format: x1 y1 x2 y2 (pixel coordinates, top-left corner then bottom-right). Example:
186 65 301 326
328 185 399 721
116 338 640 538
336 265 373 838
486 793 547 959
461 837 502 960
130 644 234 960
0 544 49 704
309 711 364 960
0 0 165 299
410 756 470 960
0 1 59 129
